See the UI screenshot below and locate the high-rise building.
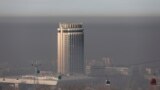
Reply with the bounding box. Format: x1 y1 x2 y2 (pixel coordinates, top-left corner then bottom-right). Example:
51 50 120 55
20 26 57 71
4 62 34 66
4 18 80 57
57 23 84 75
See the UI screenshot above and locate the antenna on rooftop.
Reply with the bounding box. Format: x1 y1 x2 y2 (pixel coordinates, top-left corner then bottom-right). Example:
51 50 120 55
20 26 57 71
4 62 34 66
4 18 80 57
32 60 41 90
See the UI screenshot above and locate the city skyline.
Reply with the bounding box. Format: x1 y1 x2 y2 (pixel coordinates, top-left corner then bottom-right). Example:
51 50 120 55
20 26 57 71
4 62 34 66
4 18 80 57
0 0 160 89
0 17 160 70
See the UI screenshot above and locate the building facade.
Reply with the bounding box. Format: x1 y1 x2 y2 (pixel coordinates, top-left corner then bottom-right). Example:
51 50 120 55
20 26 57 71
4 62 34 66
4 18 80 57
57 23 84 75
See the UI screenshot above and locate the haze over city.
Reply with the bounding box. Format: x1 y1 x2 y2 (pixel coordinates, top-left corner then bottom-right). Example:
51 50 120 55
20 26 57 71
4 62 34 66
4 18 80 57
0 0 160 90
1 16 160 72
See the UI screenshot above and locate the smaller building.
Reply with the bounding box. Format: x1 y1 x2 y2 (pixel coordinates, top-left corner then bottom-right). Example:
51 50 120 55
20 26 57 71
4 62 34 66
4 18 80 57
86 65 129 76
0 75 58 90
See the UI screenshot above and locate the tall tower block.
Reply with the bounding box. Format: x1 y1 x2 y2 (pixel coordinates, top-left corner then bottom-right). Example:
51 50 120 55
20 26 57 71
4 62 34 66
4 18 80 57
57 23 84 75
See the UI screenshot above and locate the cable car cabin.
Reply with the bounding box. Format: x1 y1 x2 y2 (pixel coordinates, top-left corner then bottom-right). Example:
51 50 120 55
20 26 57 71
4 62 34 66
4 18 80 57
37 69 40 74
58 75 62 80
150 78 157 85
105 80 111 86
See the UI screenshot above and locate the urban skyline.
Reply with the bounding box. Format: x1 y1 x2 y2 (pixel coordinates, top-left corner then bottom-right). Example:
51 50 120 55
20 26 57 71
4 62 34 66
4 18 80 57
0 17 160 69
0 0 160 89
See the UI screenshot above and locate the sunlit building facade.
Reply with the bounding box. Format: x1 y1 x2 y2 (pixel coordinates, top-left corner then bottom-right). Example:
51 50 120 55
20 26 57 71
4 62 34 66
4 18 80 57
57 23 84 75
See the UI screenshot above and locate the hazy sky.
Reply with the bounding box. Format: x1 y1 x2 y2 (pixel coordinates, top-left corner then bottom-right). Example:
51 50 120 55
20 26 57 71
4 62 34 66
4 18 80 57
0 0 160 16
0 0 160 73
0 17 160 71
